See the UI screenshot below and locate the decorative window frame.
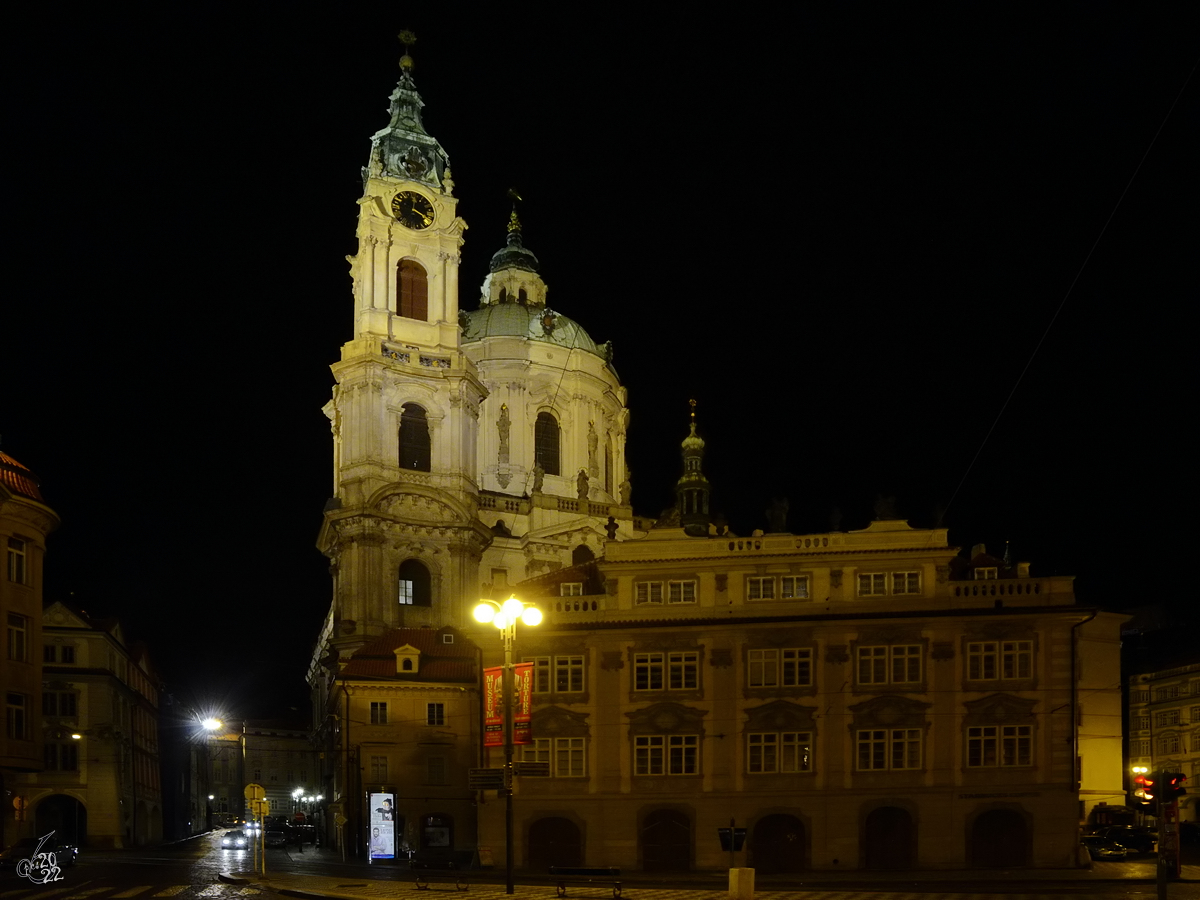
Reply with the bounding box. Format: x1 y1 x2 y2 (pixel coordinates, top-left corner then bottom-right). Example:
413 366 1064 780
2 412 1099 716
850 627 927 693
960 627 1038 692
635 579 697 605
523 642 589 703
743 700 817 775
847 695 930 773
856 570 923 597
369 701 388 725
746 647 815 691
627 641 704 701
626 701 706 779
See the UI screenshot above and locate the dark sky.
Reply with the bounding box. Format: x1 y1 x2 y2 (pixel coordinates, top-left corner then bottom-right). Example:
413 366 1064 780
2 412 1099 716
5 8 1197 716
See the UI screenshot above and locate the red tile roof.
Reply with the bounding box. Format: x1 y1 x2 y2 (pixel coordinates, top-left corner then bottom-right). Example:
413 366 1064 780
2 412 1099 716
339 627 478 682
0 451 45 502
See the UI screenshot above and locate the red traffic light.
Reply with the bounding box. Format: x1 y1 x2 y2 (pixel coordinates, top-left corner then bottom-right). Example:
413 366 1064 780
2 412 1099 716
1162 771 1188 801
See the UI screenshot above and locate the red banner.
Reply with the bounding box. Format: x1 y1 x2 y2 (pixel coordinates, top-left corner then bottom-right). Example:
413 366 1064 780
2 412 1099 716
483 663 535 747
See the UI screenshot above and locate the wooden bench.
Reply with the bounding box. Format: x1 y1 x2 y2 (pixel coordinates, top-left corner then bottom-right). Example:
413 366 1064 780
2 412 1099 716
412 860 468 891
549 866 622 898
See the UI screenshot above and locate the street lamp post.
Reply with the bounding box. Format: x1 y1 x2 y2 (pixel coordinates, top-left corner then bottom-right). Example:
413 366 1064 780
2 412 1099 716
474 596 542 896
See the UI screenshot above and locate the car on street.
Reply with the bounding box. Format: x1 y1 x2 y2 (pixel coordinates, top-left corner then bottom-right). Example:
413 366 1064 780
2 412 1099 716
0 836 78 868
1081 834 1128 860
1103 826 1155 854
220 830 249 850
264 830 288 848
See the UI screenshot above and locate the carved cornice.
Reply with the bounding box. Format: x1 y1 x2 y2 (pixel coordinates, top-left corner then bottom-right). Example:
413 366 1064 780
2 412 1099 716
626 701 707 736
961 692 1037 725
531 705 590 739
847 695 931 729
743 700 817 733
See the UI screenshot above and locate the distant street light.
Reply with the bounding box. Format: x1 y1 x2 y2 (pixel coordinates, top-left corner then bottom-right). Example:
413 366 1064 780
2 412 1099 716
474 596 541 895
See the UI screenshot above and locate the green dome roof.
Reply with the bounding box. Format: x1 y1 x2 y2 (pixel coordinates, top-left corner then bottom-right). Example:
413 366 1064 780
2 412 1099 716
462 304 613 365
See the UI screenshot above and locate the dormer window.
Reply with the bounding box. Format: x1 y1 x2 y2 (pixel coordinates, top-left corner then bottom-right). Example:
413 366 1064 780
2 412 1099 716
974 567 998 580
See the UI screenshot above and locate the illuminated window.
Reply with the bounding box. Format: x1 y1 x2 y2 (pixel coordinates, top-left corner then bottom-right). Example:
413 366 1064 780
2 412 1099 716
534 412 560 475
397 260 428 320
857 728 922 770
748 732 812 773
857 645 922 685
399 403 431 471
561 582 583 597
967 725 1032 767
398 559 431 607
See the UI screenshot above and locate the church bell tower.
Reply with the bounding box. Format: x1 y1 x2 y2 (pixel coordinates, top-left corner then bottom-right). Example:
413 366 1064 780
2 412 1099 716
318 35 491 649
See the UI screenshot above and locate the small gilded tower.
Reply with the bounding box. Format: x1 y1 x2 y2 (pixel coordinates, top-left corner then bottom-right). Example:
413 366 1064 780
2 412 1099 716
676 401 711 536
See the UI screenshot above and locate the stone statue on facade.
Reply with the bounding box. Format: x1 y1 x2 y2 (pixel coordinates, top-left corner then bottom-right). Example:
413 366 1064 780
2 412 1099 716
577 469 589 502
497 403 510 464
531 463 544 494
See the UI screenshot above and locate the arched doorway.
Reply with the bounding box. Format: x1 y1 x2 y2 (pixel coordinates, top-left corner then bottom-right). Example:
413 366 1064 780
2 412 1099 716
528 816 582 870
969 808 1030 867
864 806 915 869
641 809 691 872
36 794 87 846
751 813 806 873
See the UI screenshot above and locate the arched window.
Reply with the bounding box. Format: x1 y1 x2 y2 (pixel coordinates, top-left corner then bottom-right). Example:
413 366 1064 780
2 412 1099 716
535 412 560 476
399 403 431 471
397 260 428 320
398 559 432 607
518 288 529 304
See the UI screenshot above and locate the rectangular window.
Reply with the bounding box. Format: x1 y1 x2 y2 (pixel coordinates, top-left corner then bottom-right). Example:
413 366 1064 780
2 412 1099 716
747 577 775 601
1156 709 1180 727
857 573 887 596
6 614 28 662
967 641 1032 680
635 735 698 775
974 567 998 580
857 645 921 685
560 582 583 597
667 580 697 604
856 728 922 770
748 648 813 688
44 742 79 771
7 538 27 584
748 732 812 773
892 571 921 595
43 692 57 716
62 645 74 664
527 656 552 693
1131 739 1151 757
426 702 445 726
525 737 586 777
554 655 584 693
780 576 810 600
668 651 699 689
1158 734 1182 755
967 725 1032 767
6 693 27 740
1131 715 1150 731
635 653 664 691
44 645 57 663
398 579 413 605
370 701 388 725
370 755 388 781
635 581 664 604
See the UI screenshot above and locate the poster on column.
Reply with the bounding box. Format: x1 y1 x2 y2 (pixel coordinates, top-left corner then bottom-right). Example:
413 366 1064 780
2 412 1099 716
368 792 395 861
483 663 535 747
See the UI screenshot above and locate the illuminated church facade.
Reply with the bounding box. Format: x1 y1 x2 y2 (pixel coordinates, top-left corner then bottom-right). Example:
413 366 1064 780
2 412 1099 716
308 45 1125 872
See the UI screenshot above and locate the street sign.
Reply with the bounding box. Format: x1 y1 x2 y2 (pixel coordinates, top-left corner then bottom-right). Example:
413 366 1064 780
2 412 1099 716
469 767 506 789
513 761 550 777
334 813 347 827
244 783 266 801
250 798 270 816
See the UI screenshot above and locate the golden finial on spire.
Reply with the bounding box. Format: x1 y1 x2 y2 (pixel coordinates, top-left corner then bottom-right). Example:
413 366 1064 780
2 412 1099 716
689 399 697 421
506 188 524 234
398 30 416 71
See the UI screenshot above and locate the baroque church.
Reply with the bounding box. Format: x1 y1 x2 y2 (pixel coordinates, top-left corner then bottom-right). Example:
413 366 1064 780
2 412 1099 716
308 43 1125 872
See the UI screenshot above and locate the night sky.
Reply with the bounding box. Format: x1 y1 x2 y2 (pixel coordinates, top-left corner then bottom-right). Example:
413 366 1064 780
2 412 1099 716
5 8 1196 717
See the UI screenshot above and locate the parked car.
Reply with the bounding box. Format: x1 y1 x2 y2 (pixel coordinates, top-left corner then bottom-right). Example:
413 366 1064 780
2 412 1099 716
220 830 249 850
0 836 78 868
1082 835 1127 860
264 830 288 848
1104 826 1154 854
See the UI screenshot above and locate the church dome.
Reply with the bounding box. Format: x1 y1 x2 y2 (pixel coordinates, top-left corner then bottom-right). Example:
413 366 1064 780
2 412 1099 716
488 229 540 274
461 304 612 362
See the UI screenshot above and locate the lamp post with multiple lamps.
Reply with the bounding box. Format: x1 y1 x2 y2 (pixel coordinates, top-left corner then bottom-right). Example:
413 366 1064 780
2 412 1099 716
473 596 542 895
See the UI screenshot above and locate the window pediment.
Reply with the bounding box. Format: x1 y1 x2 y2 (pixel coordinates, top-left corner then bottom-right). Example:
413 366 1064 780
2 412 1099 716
531 705 590 739
848 695 930 729
857 625 923 645
743 700 817 733
626 701 707 736
962 693 1037 725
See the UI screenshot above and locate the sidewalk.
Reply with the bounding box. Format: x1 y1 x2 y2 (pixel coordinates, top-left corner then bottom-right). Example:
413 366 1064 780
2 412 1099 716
218 845 1200 900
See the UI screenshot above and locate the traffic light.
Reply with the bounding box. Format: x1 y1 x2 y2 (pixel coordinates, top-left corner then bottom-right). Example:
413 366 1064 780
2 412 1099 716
1162 771 1188 804
1131 771 1158 815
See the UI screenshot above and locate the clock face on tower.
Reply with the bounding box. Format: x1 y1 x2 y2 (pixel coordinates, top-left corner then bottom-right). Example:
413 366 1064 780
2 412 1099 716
391 191 435 230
